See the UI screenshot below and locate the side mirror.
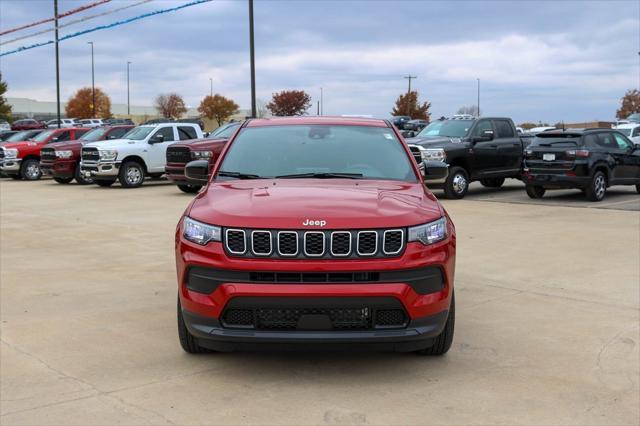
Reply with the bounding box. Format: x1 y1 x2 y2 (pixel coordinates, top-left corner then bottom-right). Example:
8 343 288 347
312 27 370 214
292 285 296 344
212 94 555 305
185 160 210 183
52 137 59 142
421 160 449 181
471 130 494 143
401 130 416 138
150 134 164 144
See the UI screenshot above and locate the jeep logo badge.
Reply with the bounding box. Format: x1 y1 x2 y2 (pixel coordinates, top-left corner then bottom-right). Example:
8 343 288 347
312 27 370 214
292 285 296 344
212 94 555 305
302 219 326 227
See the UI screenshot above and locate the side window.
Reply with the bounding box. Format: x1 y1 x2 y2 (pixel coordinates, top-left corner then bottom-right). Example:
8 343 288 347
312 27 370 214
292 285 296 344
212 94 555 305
152 126 175 142
583 134 598 147
108 128 129 139
54 131 70 142
178 126 197 140
596 133 616 149
472 120 493 136
74 129 89 138
494 120 515 138
633 128 640 138
613 133 631 150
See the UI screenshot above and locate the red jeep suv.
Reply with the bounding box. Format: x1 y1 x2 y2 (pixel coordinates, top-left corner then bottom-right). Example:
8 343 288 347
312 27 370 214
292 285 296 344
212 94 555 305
175 117 455 354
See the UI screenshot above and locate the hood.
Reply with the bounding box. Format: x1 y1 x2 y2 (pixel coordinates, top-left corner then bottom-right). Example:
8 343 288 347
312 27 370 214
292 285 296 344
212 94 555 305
1 140 41 149
83 138 136 149
189 179 443 229
47 140 82 150
169 137 227 150
405 135 469 148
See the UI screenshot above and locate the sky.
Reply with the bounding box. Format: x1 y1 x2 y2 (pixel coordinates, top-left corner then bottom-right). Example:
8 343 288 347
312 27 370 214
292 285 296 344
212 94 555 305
0 0 639 124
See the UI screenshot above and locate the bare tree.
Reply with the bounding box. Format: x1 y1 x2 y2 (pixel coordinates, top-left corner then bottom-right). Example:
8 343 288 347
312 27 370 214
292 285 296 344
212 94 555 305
456 105 479 116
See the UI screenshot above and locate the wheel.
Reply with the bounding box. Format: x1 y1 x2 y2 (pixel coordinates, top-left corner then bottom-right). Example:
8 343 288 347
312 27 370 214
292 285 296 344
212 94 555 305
10 174 21 180
417 292 455 356
20 159 42 180
178 184 202 194
118 161 145 188
95 179 116 187
54 177 73 184
525 185 545 198
636 184 640 194
443 166 469 199
74 165 93 185
177 297 210 354
480 177 505 188
585 171 606 202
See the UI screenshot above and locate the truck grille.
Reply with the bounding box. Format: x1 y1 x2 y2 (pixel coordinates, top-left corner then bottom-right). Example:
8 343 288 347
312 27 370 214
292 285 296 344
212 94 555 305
166 146 191 164
408 145 423 163
81 147 99 162
40 148 56 160
223 228 405 259
0 149 4 159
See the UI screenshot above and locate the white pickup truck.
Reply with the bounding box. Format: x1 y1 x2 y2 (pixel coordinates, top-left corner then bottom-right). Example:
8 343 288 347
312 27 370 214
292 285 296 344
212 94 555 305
80 122 203 187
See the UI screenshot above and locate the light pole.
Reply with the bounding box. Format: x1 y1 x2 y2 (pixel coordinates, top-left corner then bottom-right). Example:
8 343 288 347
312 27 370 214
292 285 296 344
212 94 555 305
127 61 131 116
320 87 323 116
54 0 61 128
477 78 480 117
403 75 417 117
209 78 213 97
88 41 95 117
248 0 257 118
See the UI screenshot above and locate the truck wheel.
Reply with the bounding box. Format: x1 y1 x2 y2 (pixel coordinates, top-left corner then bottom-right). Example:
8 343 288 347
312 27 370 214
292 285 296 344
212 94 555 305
74 166 93 185
20 159 42 181
118 161 145 188
95 179 116 187
178 184 202 194
54 177 73 184
417 292 455 356
636 184 640 194
10 174 22 180
585 171 606 202
525 185 545 199
443 166 469 199
480 177 505 188
177 297 211 354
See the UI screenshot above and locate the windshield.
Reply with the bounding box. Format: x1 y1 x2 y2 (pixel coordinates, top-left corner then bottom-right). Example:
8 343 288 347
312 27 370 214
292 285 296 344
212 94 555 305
209 123 239 139
121 126 154 140
418 120 473 138
216 125 417 182
80 127 108 141
6 131 32 142
31 130 55 142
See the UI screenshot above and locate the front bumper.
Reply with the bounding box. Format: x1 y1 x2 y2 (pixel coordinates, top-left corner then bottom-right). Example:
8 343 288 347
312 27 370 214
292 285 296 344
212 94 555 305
40 159 75 177
80 161 121 179
0 158 21 172
165 163 187 183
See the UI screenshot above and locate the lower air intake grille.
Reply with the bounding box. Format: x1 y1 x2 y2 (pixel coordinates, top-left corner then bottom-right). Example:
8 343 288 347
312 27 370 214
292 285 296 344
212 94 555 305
375 309 406 327
256 307 371 330
223 309 253 326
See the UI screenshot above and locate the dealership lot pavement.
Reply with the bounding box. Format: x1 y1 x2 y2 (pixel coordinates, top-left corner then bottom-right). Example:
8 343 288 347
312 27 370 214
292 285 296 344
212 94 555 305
1 178 638 425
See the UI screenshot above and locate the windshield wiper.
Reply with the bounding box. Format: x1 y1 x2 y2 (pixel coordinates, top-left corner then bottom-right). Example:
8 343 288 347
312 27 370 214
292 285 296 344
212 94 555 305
217 170 263 179
275 172 363 179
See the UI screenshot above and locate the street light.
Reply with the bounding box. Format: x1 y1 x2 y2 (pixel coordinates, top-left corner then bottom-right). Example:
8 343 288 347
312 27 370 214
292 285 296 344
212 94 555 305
127 61 131 116
88 41 95 118
477 78 480 117
248 0 256 118
209 78 213 97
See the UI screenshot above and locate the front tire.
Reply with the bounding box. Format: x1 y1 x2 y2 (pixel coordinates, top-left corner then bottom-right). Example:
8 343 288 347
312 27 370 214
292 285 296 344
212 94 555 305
74 165 94 185
177 297 210 354
636 184 640 194
525 185 545 199
118 161 145 188
417 292 455 356
443 166 469 199
95 179 116 187
20 159 42 180
480 177 505 188
585 171 606 202
54 177 73 184
178 184 202 194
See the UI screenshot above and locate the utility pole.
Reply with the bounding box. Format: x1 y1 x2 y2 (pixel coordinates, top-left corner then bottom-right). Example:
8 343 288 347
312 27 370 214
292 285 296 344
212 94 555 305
54 0 61 128
477 78 480 117
403 75 416 117
317 100 320 116
320 87 323 115
88 41 95 117
209 78 213 97
248 0 257 118
127 61 131 116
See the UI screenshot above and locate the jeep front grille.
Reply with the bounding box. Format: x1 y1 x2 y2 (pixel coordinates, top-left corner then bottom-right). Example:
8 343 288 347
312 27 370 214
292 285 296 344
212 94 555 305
223 228 405 259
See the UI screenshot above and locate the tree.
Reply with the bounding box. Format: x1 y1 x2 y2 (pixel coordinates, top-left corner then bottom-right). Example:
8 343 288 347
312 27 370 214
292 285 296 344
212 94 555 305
155 93 187 119
198 94 239 125
518 122 538 130
65 87 111 119
456 105 479 116
0 73 12 122
616 89 640 120
256 98 269 118
391 91 431 120
266 90 311 116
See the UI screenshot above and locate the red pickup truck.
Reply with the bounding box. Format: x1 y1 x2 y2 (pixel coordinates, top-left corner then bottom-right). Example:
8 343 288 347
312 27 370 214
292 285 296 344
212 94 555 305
0 127 88 180
165 122 240 193
41 125 133 184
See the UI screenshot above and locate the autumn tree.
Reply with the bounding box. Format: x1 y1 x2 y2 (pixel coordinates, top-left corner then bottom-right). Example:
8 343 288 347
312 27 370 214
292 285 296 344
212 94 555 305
266 90 311 116
65 87 111 119
155 93 187 119
0 73 12 122
198 94 238 125
392 91 431 120
518 122 538 130
616 89 640 119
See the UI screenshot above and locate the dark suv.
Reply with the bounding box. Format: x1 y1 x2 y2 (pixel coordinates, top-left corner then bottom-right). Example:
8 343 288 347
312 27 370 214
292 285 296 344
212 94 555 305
523 129 640 201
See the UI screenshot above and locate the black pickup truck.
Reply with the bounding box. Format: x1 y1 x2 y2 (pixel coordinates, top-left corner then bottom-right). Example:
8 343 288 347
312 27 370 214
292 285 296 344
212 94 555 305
406 116 524 199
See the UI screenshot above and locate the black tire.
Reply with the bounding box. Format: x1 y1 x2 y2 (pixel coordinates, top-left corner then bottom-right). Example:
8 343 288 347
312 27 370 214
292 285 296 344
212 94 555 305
177 297 210 354
20 159 42 180
74 165 93 185
10 174 21 180
54 177 73 184
525 185 545 199
480 177 505 188
95 179 116 187
178 184 202 194
118 161 145 188
585 171 606 202
417 292 455 356
636 184 640 194
443 166 469 199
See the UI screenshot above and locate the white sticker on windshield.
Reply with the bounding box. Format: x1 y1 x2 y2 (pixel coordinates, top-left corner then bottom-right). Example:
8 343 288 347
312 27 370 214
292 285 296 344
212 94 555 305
383 133 393 140
450 138 462 143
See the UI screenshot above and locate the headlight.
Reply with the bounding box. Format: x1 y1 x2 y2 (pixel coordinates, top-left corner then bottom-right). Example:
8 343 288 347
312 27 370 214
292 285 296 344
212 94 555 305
408 217 447 245
183 217 221 245
421 148 446 162
191 150 213 160
56 150 73 159
98 150 117 161
4 148 18 159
